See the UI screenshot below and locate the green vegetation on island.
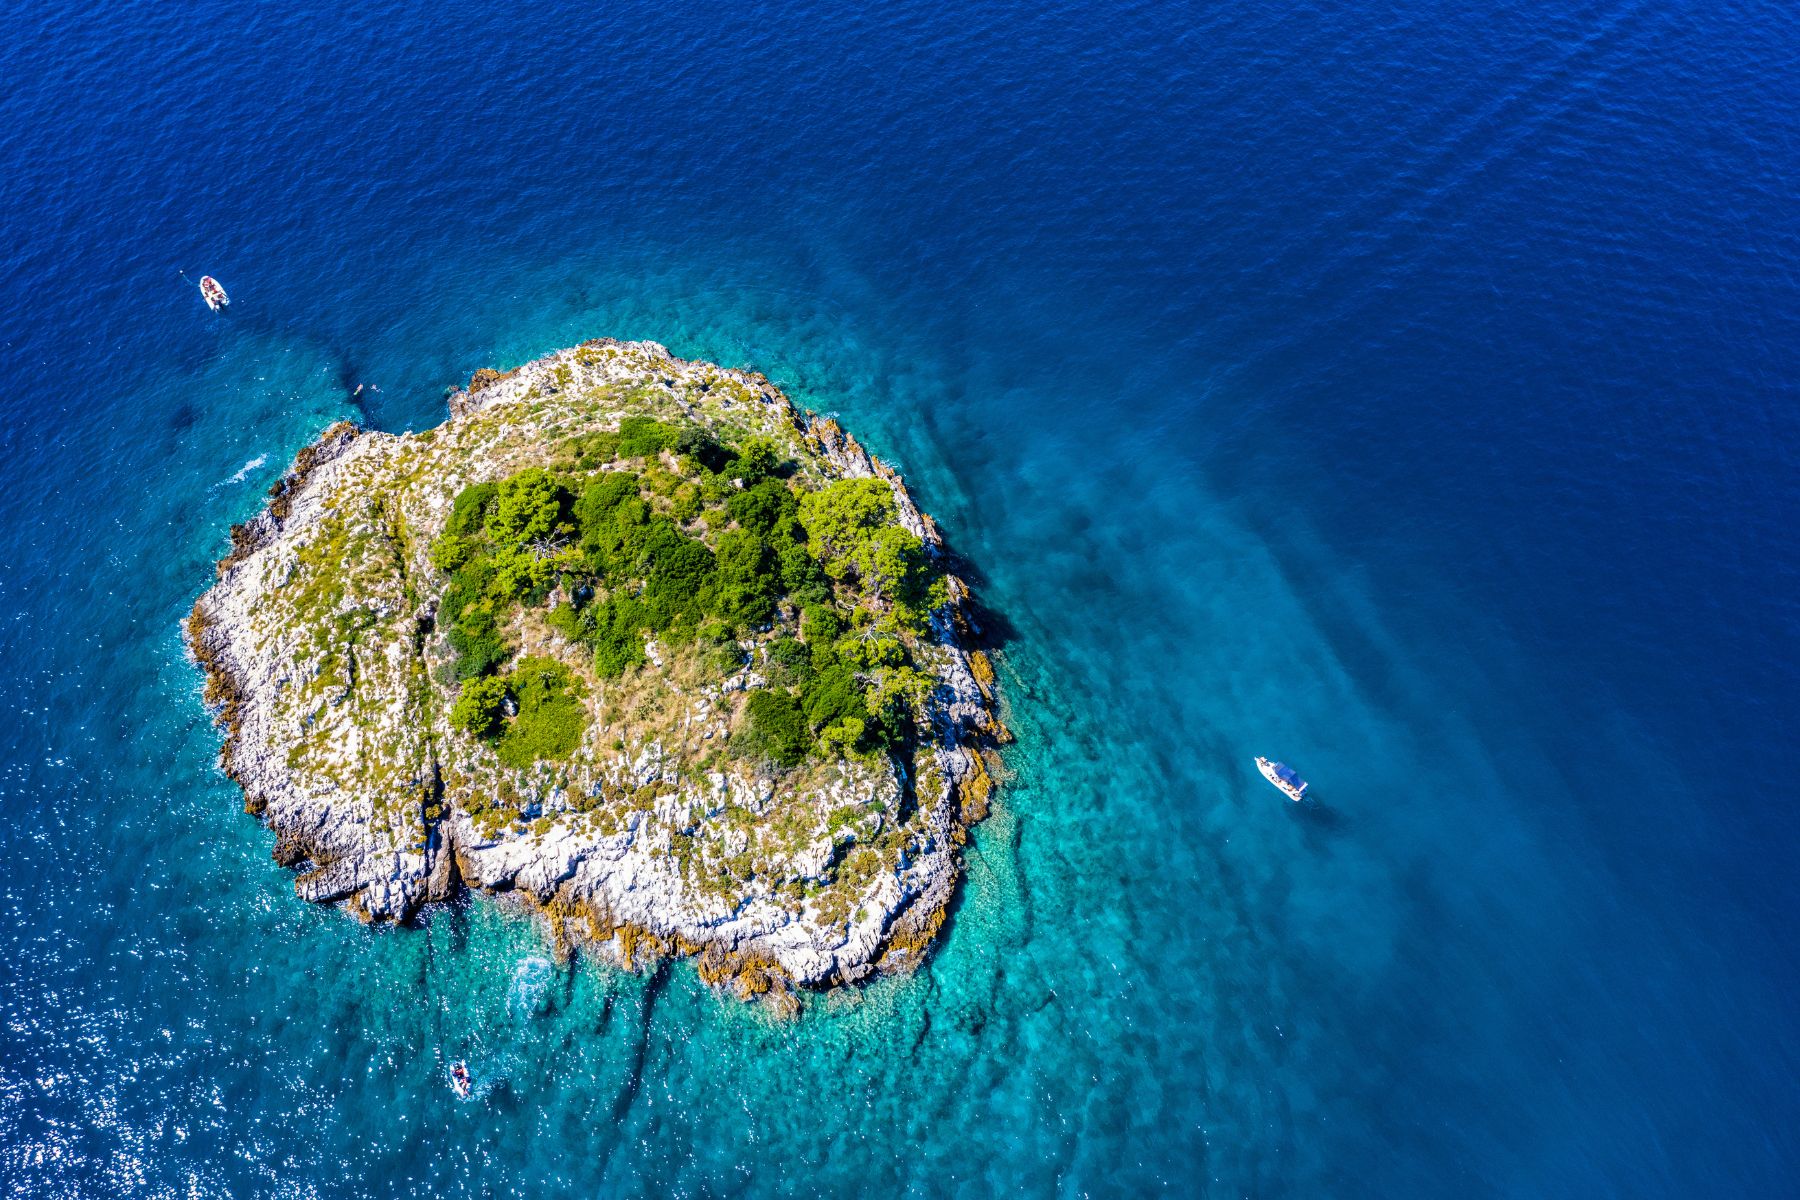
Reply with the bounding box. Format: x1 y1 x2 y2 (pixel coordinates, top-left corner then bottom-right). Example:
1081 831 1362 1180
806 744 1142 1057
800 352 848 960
428 414 946 772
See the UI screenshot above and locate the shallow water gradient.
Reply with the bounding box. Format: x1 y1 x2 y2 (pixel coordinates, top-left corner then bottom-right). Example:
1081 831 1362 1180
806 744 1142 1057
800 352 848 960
1 0 1797 1195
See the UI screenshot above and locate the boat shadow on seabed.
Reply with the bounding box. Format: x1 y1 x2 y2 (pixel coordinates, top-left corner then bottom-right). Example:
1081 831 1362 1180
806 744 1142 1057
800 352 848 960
1292 797 1344 832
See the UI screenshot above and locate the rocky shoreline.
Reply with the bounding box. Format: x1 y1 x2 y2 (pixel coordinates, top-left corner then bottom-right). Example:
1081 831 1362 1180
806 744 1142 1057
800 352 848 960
187 339 1006 1004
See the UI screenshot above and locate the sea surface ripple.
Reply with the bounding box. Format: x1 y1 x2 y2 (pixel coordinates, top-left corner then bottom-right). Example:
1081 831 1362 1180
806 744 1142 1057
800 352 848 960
1 0 1796 1195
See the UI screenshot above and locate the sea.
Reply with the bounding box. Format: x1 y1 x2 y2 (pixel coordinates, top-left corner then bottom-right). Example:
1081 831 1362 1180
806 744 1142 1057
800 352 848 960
1 1 1796 1195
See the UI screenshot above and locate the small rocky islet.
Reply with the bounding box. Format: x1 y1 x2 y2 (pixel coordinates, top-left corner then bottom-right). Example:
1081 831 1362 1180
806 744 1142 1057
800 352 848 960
188 339 1006 1006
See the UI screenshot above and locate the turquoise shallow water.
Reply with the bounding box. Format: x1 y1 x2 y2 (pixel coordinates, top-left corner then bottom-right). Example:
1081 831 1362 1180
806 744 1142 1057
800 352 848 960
4 0 1799 1195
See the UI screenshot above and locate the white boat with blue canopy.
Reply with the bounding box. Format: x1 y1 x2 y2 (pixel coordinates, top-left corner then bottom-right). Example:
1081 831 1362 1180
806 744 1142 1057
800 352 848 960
1255 756 1308 802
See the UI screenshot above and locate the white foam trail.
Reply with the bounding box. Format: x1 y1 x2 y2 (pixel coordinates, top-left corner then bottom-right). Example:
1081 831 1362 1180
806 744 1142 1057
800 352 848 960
224 454 268 485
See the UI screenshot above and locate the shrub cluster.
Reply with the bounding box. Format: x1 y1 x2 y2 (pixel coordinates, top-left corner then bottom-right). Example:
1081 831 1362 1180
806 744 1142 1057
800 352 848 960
735 632 891 767
434 469 577 679
431 415 946 771
797 478 945 627
494 657 587 769
447 656 588 768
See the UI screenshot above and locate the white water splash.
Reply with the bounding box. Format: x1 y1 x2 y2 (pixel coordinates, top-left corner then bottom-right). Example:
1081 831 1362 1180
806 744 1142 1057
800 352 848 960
223 454 268 486
505 956 556 1019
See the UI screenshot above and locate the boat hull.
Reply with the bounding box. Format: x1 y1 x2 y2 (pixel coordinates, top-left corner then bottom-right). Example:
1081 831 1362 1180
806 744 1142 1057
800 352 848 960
1255 757 1307 802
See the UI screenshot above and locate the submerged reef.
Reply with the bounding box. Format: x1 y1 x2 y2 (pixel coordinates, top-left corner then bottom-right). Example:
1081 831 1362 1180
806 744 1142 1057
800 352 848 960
188 339 1006 1004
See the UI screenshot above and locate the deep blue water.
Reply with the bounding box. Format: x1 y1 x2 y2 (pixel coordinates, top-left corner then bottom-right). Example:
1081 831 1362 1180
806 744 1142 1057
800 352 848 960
3 0 1797 1194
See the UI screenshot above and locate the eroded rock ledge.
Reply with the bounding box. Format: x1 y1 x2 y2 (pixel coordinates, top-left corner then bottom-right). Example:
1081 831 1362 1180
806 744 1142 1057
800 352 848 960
188 338 1005 1004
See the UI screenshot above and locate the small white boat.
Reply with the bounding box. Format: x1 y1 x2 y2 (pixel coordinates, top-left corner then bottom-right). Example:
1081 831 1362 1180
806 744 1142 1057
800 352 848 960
1255 756 1308 802
198 275 229 311
449 1061 472 1099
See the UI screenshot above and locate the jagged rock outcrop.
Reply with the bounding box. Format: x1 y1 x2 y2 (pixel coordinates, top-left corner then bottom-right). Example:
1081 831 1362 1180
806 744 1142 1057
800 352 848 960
188 338 1003 1001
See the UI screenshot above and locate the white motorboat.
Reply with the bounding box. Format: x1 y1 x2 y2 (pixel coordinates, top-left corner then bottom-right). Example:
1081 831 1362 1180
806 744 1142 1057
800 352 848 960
198 275 229 311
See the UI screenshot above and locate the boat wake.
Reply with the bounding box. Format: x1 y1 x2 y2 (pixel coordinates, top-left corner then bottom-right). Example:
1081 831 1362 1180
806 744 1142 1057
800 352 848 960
221 454 268 486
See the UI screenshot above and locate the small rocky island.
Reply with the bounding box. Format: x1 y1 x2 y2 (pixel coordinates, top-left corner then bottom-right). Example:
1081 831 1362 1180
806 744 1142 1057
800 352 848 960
188 339 1005 1003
